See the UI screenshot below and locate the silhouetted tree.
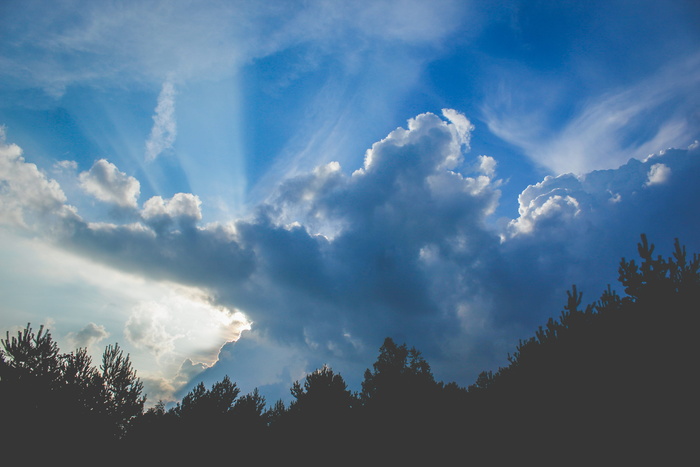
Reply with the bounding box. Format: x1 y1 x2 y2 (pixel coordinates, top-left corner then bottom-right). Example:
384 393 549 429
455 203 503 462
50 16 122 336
100 343 145 436
461 235 700 464
360 337 436 408
0 324 145 459
231 387 267 434
173 375 240 419
289 365 355 420
264 398 287 426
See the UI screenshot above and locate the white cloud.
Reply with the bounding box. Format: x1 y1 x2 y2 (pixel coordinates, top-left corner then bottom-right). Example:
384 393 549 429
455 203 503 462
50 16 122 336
477 155 497 177
645 163 671 186
78 159 140 208
508 173 583 235
442 108 475 149
124 289 251 401
0 130 71 229
142 192 202 229
145 81 177 161
54 160 78 171
483 54 700 175
125 301 179 358
510 194 580 235
0 1 467 95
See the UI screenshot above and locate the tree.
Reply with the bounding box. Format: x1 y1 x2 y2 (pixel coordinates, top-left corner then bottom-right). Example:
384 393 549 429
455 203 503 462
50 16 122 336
100 343 145 436
232 387 267 421
230 387 268 447
0 324 146 458
1 324 62 383
289 365 355 419
460 235 700 464
0 324 65 450
264 398 287 426
174 375 240 419
360 337 436 408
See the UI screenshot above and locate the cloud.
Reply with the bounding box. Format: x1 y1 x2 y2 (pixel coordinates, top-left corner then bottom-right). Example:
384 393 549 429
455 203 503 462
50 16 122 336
0 0 467 95
54 160 78 171
442 108 475 149
483 54 700 175
78 159 140 208
141 193 202 229
198 123 700 394
645 163 671 186
0 128 73 229
125 301 179 358
123 289 251 402
2 112 699 403
125 290 250 366
145 81 177 161
66 322 110 350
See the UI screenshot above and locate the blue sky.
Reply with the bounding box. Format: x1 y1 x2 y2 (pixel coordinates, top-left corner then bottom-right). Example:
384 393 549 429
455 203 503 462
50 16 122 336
1 0 699 405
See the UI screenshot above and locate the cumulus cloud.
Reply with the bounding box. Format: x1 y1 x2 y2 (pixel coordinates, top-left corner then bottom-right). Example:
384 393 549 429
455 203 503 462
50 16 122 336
66 322 110 350
2 113 699 402
0 128 73 229
205 126 700 393
141 192 202 229
145 81 177 161
442 108 475 149
78 159 140 208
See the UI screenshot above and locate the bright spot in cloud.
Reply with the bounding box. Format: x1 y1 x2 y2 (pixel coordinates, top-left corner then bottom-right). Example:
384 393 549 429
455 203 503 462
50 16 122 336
126 289 250 367
0 228 251 403
645 163 671 186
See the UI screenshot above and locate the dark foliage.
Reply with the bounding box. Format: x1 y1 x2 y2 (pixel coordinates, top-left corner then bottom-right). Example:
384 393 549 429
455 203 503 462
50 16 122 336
2 235 697 465
464 235 699 464
0 326 144 461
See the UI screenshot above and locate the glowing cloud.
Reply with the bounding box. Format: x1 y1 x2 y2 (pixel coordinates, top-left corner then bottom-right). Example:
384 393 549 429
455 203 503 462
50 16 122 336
645 163 671 186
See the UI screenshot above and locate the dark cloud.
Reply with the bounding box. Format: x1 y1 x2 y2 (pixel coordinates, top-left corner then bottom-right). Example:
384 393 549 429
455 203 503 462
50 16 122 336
3 114 699 399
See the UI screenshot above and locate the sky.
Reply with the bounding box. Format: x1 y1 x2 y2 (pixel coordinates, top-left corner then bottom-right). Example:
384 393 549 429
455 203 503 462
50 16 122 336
1 0 699 405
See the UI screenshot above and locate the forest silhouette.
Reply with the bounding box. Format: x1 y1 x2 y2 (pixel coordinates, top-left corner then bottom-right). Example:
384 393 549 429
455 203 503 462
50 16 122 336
1 235 697 464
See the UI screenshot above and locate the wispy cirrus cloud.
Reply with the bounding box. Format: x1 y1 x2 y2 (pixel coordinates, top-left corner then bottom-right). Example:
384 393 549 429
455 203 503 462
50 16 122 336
145 81 177 161
0 0 467 95
483 54 700 175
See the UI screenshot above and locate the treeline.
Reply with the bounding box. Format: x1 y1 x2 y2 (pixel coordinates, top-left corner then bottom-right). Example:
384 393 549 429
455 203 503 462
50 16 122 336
1 235 697 464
